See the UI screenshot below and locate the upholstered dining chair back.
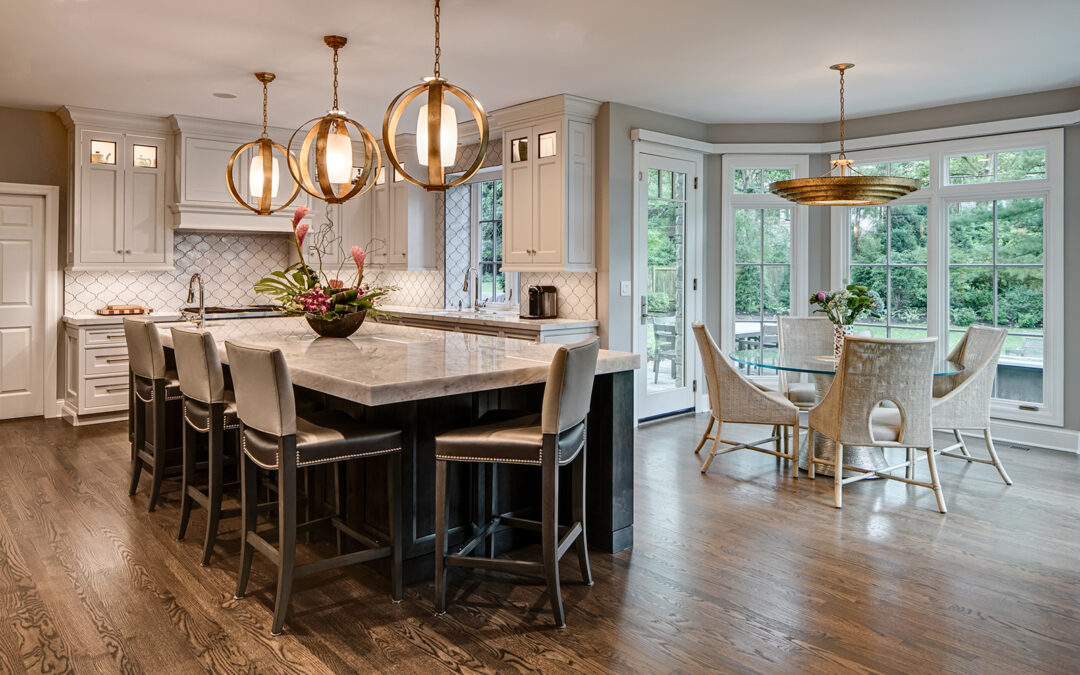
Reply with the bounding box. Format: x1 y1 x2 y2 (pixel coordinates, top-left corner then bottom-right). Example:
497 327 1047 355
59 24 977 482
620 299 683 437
224 341 297 437
814 336 937 448
778 317 833 363
932 325 1007 427
124 317 167 380
692 323 794 424
171 327 226 405
541 338 600 435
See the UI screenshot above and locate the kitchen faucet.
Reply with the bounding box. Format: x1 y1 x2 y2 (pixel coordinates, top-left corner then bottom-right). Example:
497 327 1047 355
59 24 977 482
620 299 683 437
461 267 487 312
186 273 205 327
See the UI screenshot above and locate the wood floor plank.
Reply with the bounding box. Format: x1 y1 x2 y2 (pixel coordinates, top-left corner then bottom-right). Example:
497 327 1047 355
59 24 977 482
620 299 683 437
0 414 1078 674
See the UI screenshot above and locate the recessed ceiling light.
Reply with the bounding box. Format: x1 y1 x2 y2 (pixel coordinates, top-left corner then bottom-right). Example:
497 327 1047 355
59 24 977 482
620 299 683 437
213 92 237 99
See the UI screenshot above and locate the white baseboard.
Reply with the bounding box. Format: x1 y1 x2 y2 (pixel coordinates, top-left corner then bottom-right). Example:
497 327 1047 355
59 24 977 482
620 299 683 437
962 419 1080 454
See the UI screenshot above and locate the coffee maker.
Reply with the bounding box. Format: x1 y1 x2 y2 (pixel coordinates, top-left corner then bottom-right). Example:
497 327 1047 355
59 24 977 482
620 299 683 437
520 285 558 319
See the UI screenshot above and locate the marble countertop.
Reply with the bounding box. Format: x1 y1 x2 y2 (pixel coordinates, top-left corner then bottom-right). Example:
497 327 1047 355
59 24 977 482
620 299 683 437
63 312 185 326
377 305 598 332
157 317 638 407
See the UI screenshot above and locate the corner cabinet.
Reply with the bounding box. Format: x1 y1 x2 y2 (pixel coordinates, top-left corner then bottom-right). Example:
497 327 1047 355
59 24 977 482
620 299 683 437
59 107 174 271
499 95 598 273
342 139 436 270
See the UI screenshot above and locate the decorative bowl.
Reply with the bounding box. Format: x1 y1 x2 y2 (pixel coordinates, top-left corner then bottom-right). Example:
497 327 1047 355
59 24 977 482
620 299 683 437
304 310 367 338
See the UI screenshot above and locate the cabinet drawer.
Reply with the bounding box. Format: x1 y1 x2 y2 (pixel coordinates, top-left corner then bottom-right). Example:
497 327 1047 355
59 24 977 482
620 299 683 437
81 375 130 412
85 326 127 346
83 345 129 376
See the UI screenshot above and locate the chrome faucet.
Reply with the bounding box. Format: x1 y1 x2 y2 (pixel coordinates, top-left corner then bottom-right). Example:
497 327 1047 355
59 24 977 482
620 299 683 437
461 267 486 312
186 273 205 327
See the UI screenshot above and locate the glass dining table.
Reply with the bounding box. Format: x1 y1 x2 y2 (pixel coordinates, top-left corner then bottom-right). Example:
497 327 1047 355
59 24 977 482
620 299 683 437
729 345 964 477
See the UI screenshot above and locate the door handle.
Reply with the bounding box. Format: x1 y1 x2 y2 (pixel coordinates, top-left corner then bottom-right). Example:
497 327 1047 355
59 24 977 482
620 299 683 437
640 296 647 325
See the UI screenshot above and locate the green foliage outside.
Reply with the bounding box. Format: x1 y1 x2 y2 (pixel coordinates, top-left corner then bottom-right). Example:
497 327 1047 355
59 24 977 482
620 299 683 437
734 208 791 321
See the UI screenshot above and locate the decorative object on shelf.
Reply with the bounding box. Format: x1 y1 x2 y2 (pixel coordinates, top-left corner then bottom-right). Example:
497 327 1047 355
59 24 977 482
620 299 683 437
382 0 489 192
808 281 883 360
254 207 396 338
226 72 301 215
288 36 380 205
769 64 921 206
95 304 153 316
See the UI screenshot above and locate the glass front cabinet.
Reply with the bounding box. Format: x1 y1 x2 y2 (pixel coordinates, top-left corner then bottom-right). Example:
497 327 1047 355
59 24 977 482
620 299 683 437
59 107 173 270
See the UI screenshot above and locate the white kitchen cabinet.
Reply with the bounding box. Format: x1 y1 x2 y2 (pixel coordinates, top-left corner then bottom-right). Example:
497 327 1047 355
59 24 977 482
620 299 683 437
498 95 598 273
59 108 174 271
63 322 131 425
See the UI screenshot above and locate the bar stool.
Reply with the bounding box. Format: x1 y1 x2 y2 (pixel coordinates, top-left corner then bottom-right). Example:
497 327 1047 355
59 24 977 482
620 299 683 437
433 338 599 628
171 326 243 565
224 340 403 637
124 317 183 512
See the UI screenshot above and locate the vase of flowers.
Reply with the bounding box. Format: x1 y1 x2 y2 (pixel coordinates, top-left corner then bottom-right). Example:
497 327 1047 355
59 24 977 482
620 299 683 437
808 280 884 360
254 206 396 338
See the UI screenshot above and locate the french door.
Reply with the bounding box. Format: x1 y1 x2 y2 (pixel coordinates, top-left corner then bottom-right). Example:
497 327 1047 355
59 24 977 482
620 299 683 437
634 152 700 420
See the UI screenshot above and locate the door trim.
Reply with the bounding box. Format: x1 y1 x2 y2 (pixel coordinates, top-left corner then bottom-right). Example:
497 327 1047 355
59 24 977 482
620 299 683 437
0 183 61 418
631 141 705 421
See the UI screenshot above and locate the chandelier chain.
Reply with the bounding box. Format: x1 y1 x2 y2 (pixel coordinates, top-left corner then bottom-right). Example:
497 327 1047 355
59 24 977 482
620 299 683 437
838 67 846 158
332 44 340 110
261 81 269 137
433 0 441 78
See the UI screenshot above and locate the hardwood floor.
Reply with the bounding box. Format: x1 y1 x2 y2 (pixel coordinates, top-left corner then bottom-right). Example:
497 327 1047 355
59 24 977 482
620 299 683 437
0 414 1078 674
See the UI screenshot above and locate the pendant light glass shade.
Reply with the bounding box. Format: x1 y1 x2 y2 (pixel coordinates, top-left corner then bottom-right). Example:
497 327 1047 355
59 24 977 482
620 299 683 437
226 72 300 215
769 64 920 206
249 154 280 198
383 0 488 191
416 102 458 167
287 36 380 205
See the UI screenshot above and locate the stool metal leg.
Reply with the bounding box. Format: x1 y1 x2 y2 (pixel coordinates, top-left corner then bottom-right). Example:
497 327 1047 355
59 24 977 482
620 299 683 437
270 450 297 636
388 452 403 603
434 460 449 615
572 447 592 586
147 385 167 512
201 416 225 566
235 452 257 600
542 452 565 628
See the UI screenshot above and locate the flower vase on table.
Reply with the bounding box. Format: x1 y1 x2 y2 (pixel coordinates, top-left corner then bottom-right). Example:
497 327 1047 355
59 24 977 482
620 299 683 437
254 206 397 338
808 280 883 362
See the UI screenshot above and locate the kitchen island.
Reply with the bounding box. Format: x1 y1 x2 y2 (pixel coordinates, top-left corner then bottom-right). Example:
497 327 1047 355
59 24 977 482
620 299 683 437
158 317 638 582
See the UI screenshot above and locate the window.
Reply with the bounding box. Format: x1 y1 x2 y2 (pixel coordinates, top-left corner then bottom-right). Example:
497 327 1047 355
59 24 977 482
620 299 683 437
473 179 510 305
722 156 809 359
832 130 1063 425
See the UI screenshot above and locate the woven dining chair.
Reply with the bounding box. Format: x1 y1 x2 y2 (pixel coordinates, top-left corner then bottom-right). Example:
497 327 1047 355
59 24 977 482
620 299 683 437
931 325 1012 484
691 323 800 475
807 335 946 512
777 316 834 410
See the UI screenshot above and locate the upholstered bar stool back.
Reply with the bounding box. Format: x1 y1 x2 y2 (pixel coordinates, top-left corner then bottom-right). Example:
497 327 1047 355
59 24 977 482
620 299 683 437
433 338 600 628
124 317 182 512
171 326 243 565
224 340 403 637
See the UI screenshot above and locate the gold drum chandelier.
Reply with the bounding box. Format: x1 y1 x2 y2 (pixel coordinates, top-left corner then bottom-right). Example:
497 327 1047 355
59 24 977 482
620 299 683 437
226 72 300 215
382 0 489 192
288 36 380 205
769 64 920 206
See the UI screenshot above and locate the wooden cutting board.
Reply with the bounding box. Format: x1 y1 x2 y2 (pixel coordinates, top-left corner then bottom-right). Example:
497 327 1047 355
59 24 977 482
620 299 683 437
95 304 153 316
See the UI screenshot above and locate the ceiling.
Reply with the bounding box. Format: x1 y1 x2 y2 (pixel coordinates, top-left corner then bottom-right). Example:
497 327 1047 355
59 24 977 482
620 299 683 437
2 0 1079 130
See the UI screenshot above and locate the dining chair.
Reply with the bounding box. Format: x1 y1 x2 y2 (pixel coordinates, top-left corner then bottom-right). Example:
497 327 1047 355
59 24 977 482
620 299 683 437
171 326 244 565
225 340 403 636
931 325 1012 484
433 338 598 629
691 323 800 475
807 335 945 512
777 316 834 410
124 317 183 512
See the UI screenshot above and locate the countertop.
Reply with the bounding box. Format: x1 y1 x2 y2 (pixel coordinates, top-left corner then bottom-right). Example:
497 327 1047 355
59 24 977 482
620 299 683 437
157 317 637 407
376 305 598 332
63 312 185 326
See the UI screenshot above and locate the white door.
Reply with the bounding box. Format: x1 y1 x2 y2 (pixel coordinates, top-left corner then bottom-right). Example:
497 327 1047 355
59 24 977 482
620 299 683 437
0 193 46 419
635 153 700 419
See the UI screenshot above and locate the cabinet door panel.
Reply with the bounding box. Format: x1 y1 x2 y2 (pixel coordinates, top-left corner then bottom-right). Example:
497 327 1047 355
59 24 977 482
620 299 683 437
390 181 410 264
504 158 534 264
81 166 124 263
125 168 168 264
371 184 390 264
566 120 594 266
533 151 563 264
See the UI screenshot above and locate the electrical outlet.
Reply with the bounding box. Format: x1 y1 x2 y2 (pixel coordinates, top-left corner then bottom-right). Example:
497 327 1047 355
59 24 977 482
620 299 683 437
620 280 632 297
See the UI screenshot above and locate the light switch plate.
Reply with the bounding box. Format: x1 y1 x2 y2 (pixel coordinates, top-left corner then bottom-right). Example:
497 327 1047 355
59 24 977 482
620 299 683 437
620 280 632 297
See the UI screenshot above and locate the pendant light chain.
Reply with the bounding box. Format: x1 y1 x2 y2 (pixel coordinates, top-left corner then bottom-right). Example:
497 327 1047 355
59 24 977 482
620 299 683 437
838 66 847 159
261 80 269 138
332 44 341 110
433 0 441 78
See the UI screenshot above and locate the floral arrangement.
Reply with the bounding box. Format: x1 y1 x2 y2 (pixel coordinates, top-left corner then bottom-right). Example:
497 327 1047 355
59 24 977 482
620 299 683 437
254 206 396 321
808 280 883 326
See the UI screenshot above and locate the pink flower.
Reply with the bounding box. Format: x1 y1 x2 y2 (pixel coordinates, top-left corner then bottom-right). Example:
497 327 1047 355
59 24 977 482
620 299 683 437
295 222 309 248
298 285 331 313
351 246 365 271
816 291 827 301
291 205 309 229
327 279 344 289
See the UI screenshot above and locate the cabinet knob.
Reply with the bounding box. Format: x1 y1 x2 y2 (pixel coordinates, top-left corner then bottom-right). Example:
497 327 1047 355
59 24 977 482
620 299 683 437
116 249 122 254
125 249 132 254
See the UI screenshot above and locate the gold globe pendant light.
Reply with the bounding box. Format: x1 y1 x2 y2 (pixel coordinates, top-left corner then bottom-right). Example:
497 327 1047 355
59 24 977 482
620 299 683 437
769 64 920 206
288 36 380 205
383 0 489 192
226 72 300 215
